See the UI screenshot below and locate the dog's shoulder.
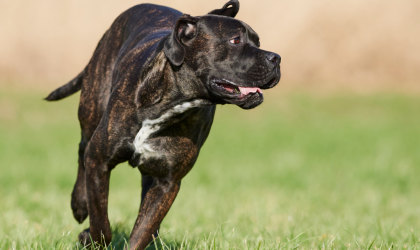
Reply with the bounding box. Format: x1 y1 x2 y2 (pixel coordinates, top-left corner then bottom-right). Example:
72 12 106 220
105 4 181 97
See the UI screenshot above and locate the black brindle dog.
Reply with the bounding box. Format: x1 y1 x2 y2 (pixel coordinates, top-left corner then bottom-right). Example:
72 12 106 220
46 1 280 249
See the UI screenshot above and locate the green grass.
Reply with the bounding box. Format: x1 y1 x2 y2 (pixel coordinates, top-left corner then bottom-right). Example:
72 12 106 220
1 88 420 249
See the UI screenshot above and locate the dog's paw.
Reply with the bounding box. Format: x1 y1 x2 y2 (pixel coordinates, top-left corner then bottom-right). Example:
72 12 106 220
78 228 92 246
71 199 88 223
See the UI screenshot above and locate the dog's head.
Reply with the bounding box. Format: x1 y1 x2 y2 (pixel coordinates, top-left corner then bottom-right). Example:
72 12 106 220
164 0 281 109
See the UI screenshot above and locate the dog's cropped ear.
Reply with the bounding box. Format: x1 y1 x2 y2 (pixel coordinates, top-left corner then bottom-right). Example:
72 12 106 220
164 14 198 66
208 0 240 18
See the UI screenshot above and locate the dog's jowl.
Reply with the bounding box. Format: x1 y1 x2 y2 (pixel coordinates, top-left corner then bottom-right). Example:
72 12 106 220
46 1 280 249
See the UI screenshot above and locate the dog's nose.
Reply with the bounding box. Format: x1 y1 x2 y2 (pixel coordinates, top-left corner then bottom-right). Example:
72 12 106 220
266 52 281 65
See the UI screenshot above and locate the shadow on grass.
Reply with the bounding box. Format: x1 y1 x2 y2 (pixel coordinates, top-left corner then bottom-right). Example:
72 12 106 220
74 223 181 250
109 223 131 250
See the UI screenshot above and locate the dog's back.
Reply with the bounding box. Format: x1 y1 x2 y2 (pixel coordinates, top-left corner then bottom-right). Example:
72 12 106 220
47 4 182 139
46 4 180 101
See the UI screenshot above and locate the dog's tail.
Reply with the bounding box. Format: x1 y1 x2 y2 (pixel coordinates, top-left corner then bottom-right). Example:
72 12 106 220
44 70 84 101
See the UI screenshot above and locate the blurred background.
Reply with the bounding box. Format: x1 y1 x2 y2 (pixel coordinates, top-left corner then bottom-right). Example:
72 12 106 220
1 0 419 91
1 0 420 249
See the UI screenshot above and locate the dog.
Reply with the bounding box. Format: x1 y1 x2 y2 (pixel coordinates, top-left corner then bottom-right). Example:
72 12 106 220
45 1 280 249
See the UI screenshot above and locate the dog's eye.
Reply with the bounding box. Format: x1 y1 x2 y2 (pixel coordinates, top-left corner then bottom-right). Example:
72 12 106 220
229 37 241 44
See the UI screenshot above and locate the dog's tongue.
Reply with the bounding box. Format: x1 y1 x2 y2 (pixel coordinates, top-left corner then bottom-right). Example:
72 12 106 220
238 86 262 95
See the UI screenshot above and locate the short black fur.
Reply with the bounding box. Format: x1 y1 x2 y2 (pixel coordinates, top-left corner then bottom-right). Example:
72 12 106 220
45 2 280 250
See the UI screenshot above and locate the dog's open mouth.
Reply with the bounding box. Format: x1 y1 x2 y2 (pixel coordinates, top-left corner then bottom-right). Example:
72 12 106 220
212 79 263 97
260 76 278 89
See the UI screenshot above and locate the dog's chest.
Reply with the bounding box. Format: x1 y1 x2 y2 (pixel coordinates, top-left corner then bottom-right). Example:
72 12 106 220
132 100 203 166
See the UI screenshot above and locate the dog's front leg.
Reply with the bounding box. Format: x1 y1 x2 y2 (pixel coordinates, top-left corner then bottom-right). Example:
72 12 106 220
129 136 198 250
130 178 180 249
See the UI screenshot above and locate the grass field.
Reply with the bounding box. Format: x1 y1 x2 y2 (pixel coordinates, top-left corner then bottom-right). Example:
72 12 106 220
1 88 420 249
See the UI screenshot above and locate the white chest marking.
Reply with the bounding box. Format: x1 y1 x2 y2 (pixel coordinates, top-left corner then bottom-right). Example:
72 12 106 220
133 100 202 164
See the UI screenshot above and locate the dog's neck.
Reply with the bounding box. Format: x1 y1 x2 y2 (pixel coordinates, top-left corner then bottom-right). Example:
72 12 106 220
135 50 213 120
143 49 213 107
170 63 212 101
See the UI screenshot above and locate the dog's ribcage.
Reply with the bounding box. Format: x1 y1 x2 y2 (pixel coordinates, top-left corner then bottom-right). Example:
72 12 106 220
133 100 203 165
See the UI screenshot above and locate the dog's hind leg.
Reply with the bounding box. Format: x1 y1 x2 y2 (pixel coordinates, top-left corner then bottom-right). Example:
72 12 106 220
71 139 88 223
78 142 114 246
